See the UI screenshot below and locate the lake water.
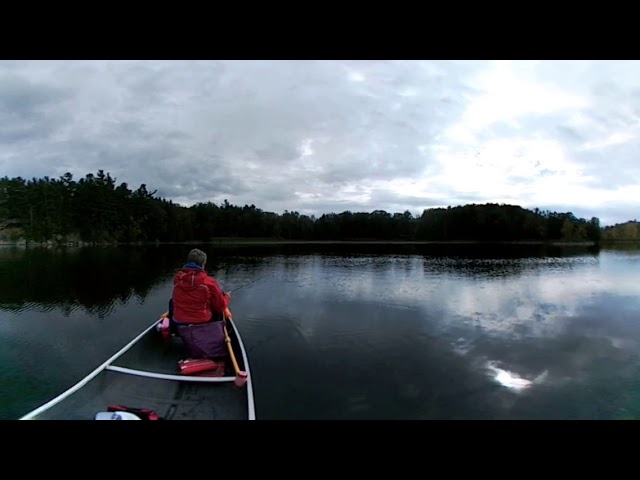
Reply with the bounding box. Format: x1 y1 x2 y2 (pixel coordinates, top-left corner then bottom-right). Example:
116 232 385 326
2 242 640 420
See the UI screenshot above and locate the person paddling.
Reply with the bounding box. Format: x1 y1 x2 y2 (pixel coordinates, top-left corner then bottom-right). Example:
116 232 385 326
168 248 231 360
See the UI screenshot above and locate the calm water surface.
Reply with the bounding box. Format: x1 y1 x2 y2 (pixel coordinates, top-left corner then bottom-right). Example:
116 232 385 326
2 243 640 420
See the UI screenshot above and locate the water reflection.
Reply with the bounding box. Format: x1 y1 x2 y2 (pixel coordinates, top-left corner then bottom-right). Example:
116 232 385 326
237 245 640 419
4 243 640 419
0 244 280 420
281 251 609 341
0 244 276 316
0 246 176 316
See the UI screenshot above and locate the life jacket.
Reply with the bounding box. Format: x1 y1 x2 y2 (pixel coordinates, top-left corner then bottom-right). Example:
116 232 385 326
173 267 211 324
172 264 227 324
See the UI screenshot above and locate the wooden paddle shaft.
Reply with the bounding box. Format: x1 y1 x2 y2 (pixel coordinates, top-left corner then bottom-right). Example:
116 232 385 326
224 323 242 375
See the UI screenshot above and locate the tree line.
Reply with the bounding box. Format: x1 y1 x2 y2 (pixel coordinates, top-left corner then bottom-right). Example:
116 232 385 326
0 170 607 244
601 220 640 242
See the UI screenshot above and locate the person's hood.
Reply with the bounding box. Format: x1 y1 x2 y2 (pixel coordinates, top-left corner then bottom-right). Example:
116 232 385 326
182 262 204 270
175 263 206 290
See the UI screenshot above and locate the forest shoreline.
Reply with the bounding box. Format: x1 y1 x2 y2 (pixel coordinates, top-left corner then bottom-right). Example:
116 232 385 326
0 238 602 248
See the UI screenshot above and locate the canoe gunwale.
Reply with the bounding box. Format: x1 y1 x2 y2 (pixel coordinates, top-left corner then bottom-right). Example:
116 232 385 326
229 315 256 420
19 317 163 420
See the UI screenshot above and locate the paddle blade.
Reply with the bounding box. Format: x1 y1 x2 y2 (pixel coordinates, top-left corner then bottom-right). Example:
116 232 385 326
234 371 248 388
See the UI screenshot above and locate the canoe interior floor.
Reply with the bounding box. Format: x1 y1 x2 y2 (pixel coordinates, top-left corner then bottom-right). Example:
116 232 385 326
34 369 248 420
117 329 247 376
32 329 249 420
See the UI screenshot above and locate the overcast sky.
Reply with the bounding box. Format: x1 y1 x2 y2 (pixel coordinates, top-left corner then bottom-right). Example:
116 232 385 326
1 60 638 226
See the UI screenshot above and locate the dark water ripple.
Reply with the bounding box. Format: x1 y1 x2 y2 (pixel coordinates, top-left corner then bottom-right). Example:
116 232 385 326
2 243 640 420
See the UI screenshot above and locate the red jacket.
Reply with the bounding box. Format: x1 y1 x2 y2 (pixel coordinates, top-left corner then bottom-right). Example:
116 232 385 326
172 264 229 324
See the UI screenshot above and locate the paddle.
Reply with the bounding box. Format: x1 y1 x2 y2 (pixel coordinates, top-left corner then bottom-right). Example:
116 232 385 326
217 274 270 388
223 310 248 388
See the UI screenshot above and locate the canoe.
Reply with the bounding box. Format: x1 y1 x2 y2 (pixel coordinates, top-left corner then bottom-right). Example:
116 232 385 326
19 313 256 420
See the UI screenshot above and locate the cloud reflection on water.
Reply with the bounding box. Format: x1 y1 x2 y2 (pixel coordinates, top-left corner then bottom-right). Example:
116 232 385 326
278 250 640 403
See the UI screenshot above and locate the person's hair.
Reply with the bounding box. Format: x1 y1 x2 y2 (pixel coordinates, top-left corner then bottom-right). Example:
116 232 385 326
187 248 207 267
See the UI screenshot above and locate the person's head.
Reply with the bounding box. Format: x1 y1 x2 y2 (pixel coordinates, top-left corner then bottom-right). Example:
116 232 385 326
187 248 207 268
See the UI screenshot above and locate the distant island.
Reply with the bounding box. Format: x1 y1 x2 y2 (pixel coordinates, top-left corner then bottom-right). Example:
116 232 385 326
0 170 637 246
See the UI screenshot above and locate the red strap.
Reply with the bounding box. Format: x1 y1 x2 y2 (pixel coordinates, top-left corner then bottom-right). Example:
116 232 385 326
107 405 161 420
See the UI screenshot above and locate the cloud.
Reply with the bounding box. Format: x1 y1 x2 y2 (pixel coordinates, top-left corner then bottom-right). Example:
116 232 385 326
0 73 73 145
1 60 640 225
